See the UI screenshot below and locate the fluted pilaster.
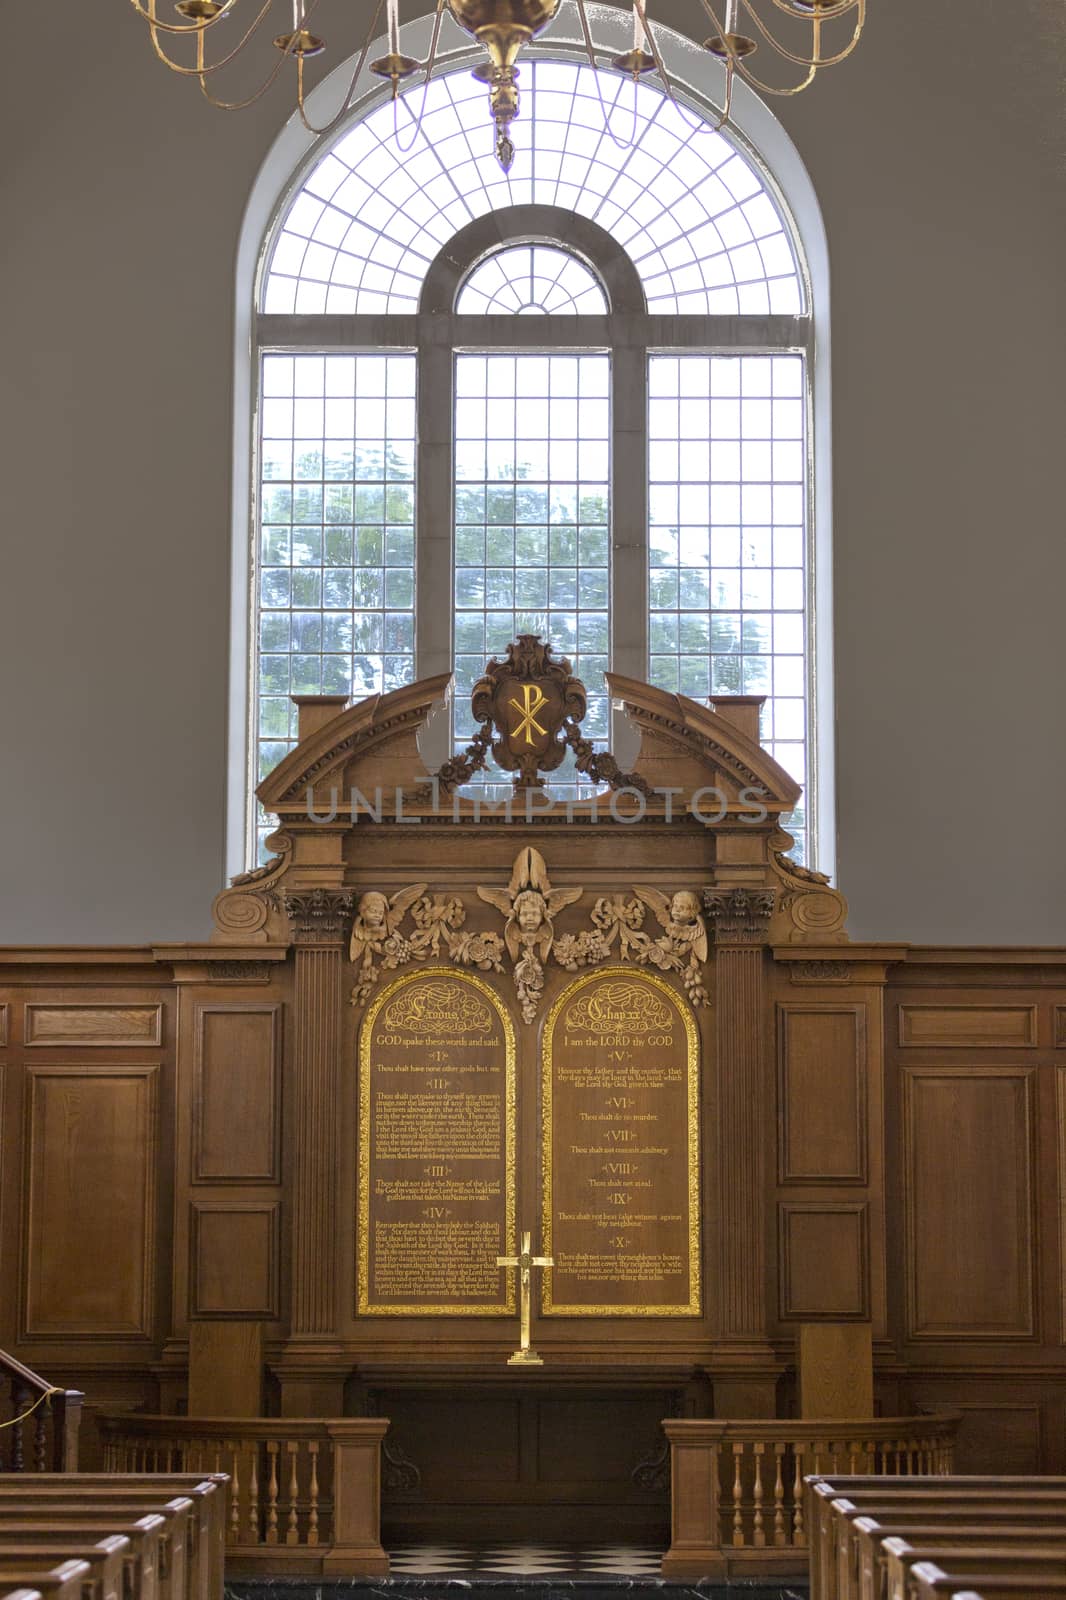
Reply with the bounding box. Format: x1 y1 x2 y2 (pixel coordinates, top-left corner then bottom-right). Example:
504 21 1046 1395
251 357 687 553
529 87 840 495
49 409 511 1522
282 889 353 1336
704 888 775 1341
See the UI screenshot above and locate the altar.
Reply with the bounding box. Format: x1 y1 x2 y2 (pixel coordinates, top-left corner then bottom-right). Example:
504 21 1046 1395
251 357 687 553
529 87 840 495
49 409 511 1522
3 636 1063 1560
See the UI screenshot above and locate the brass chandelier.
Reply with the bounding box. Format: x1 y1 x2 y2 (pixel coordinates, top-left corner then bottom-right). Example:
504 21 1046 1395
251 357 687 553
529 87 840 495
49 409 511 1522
130 0 864 169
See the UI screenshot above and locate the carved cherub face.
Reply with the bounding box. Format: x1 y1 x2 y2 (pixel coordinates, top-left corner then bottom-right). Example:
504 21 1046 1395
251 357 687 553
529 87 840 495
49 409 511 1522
359 891 389 932
514 889 547 933
670 890 701 925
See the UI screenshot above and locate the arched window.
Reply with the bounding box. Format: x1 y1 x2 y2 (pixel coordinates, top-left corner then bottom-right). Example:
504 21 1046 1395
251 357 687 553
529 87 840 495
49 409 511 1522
248 52 823 865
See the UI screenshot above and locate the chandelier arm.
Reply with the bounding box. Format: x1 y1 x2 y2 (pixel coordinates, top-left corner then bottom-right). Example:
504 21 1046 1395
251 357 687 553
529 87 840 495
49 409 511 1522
294 0 393 137
763 0 858 17
198 50 291 107
571 0 643 151
391 0 449 155
146 0 277 77
132 0 242 36
736 0 865 70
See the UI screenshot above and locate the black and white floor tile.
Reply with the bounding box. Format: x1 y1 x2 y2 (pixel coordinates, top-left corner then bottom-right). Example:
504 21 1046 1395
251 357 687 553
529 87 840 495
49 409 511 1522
387 1546 666 1578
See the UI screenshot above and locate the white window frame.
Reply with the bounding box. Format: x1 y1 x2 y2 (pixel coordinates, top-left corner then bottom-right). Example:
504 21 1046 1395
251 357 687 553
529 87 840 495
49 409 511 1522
228 5 834 878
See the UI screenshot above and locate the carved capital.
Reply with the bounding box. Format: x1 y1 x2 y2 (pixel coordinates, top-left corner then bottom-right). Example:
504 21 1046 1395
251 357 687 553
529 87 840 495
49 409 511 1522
280 888 354 944
703 887 776 945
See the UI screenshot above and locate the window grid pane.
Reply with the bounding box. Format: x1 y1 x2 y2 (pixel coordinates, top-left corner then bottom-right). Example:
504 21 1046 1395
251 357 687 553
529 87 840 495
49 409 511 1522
256 352 417 861
454 352 610 789
647 352 809 861
263 60 803 317
457 244 608 315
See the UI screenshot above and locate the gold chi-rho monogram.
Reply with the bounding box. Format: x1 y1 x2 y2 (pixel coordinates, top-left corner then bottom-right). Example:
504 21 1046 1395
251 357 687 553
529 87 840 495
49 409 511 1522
508 683 549 747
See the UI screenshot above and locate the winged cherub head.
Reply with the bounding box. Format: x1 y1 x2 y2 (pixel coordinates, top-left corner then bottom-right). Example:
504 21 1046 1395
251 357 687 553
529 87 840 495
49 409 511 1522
478 847 582 962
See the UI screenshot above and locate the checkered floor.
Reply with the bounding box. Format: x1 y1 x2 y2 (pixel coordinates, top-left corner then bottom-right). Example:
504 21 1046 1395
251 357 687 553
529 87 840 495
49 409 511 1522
388 1545 665 1577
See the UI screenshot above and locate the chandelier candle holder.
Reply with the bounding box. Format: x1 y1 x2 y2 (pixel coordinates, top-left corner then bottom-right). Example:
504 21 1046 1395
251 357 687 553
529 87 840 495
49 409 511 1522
129 0 865 164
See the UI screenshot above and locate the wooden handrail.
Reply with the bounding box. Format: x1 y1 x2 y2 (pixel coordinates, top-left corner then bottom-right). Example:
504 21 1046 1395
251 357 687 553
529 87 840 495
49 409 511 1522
97 1415 389 1576
661 1413 962 1579
0 1349 82 1473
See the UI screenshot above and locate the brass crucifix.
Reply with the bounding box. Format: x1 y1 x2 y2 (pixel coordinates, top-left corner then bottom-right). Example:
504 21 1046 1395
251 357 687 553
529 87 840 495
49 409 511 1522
496 1230 553 1366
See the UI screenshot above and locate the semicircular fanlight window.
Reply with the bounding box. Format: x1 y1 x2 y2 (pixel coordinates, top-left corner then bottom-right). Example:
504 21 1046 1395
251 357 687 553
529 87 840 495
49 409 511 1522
456 244 608 314
263 59 803 317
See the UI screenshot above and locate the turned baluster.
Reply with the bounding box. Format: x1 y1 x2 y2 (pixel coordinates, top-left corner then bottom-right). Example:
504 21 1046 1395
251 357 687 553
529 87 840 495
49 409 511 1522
772 1443 786 1547
33 1402 48 1472
265 1441 280 1545
307 1442 320 1547
229 1445 241 1544
791 1443 806 1547
10 1381 29 1471
247 1446 261 1544
731 1442 744 1547
286 1441 300 1545
751 1441 765 1548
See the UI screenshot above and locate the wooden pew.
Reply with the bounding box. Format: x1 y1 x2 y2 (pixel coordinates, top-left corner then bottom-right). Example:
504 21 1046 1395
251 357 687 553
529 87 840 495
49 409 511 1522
806 1479 1066 1600
832 1496 1066 1600
0 1498 191 1600
854 1519 1066 1600
0 1519 165 1600
0 1541 128 1600
0 1476 225 1600
909 1564 1066 1600
882 1541 1066 1600
0 1564 89 1600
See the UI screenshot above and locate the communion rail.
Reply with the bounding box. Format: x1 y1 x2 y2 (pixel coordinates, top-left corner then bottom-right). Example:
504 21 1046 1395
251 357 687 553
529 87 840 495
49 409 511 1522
662 1413 961 1580
98 1415 388 1575
0 1348 82 1472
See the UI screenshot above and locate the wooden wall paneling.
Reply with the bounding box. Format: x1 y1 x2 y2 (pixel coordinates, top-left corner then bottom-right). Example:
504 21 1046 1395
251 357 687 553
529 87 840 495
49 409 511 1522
778 1201 870 1319
898 1004 1038 1049
0 1004 7 1046
166 985 287 1367
902 1065 1036 1340
25 1004 163 1047
1049 1068 1056 1344
189 1200 279 1317
777 1003 868 1183
1055 1007 1066 1048
193 1003 281 1182
22 1064 159 1338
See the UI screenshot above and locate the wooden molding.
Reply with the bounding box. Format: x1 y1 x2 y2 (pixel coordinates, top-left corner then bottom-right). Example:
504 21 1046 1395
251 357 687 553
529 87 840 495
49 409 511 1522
25 1002 163 1048
778 1202 869 1320
192 1002 282 1184
777 1002 868 1184
189 1201 280 1318
22 1064 159 1339
901 1065 1036 1341
898 1004 1038 1049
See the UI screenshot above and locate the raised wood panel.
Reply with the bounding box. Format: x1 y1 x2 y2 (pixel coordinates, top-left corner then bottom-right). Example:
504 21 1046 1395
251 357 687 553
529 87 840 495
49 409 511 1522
1058 1067 1066 1344
23 1065 158 1337
777 1004 867 1183
951 1404 1044 1473
778 1202 869 1319
193 1004 281 1183
903 1067 1035 1340
898 1004 1037 1049
0 1004 7 1046
1056 1007 1066 1048
25 1004 162 1048
189 1201 279 1317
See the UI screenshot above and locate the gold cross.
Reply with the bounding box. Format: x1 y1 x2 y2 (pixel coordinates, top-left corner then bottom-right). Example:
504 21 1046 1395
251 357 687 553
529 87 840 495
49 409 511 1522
507 683 549 748
496 1229 553 1366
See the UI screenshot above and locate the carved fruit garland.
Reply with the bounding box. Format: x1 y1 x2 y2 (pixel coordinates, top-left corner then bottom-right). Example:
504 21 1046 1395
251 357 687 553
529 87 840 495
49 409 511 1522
348 848 710 1018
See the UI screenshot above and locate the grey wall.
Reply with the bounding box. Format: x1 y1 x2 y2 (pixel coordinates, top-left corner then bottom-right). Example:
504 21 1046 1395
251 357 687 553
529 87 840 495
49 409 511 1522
2 1 1063 945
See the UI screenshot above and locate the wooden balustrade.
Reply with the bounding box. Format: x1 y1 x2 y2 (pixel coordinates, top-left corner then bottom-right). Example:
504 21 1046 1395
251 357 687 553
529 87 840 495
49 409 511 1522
98 1417 389 1576
662 1414 961 1580
0 1352 82 1474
